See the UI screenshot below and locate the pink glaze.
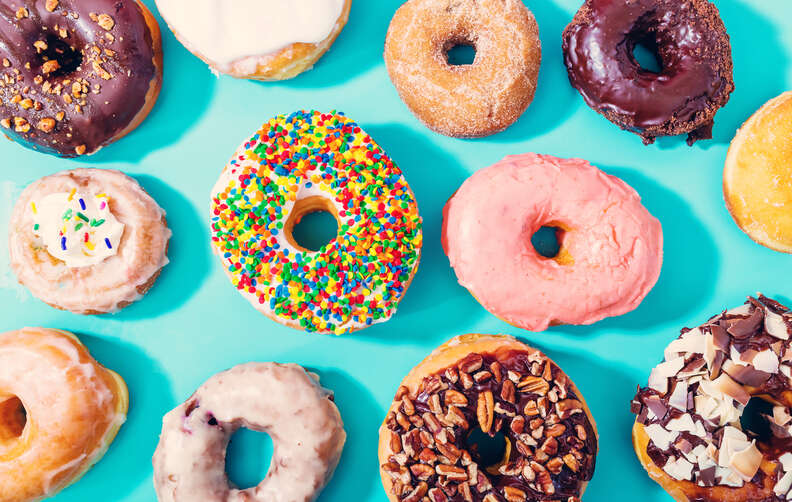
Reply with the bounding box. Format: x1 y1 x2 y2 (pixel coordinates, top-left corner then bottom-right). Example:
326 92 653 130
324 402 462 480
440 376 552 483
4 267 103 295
442 154 663 331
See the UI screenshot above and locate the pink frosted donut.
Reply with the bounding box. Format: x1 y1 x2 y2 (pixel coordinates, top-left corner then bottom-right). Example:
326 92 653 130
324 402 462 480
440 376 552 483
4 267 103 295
442 153 663 331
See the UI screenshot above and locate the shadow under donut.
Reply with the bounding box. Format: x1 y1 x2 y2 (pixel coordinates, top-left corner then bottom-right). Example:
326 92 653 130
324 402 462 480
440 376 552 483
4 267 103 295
78 0 217 163
268 0 395 89
108 174 211 321
518 336 659 500
552 165 720 335
707 0 788 146
359 124 486 342
308 368 382 502
53 333 175 501
486 0 577 143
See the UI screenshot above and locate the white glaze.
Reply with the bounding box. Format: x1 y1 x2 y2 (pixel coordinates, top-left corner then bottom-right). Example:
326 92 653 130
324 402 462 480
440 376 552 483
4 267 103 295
8 169 171 314
0 328 127 502
153 363 346 502
32 192 124 268
155 0 345 72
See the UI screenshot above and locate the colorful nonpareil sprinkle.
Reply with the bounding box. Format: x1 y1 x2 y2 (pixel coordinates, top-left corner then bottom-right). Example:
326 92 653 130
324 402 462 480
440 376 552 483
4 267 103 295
32 191 124 268
210 111 423 334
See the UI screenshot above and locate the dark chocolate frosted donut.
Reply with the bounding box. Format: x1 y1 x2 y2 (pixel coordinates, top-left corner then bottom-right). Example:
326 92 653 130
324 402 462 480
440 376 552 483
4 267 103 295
562 0 734 145
0 0 162 157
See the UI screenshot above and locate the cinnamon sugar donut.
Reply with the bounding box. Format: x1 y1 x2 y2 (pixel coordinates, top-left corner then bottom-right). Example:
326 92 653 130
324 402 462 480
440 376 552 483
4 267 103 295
384 0 541 138
8 168 171 314
379 334 598 502
0 327 128 502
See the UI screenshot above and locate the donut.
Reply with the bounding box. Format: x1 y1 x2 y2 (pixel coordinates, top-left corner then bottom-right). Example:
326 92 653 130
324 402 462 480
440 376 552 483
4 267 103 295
155 0 351 80
210 111 423 335
442 153 663 332
378 334 598 502
8 168 171 314
153 362 346 502
0 327 128 502
631 295 792 500
0 0 163 157
384 0 541 138
724 92 792 253
562 0 734 145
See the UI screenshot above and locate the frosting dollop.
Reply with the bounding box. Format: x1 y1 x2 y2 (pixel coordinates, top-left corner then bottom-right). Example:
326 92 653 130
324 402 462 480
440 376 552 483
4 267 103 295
32 191 124 268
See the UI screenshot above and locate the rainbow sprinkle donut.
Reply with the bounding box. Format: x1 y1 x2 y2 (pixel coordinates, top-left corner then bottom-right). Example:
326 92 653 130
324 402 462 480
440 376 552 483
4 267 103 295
210 111 423 334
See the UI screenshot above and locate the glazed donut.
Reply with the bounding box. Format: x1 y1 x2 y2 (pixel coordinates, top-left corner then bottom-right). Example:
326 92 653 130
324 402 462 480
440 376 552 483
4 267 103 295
0 327 128 502
384 0 541 138
378 334 598 502
562 0 734 145
724 92 792 253
0 0 163 157
153 362 346 502
442 153 663 331
155 0 351 80
210 111 423 335
631 295 792 500
8 168 171 314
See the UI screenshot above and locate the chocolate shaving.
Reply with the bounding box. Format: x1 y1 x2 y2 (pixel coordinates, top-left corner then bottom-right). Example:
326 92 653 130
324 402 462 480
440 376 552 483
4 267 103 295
722 360 771 387
725 308 764 339
710 351 726 379
699 466 717 487
710 325 730 352
643 395 669 420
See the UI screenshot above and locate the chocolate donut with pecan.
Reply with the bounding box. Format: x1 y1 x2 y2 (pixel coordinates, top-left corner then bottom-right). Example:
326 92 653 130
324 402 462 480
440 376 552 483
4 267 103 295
378 334 598 502
632 295 792 501
0 0 162 157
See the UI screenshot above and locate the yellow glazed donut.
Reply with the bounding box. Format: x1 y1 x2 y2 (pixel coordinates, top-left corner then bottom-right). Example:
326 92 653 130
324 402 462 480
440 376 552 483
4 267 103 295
154 0 352 80
0 328 128 502
724 91 792 253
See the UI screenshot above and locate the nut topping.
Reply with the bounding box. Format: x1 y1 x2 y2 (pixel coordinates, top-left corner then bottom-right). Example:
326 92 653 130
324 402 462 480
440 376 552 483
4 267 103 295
477 390 494 434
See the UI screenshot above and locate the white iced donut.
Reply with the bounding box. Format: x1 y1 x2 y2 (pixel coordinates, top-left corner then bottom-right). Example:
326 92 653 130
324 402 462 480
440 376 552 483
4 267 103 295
154 0 352 80
152 363 346 502
8 168 171 314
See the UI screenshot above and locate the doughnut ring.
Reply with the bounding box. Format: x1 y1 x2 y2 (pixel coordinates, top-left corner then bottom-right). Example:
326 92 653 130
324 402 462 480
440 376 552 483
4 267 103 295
384 0 542 138
0 327 128 502
153 362 346 502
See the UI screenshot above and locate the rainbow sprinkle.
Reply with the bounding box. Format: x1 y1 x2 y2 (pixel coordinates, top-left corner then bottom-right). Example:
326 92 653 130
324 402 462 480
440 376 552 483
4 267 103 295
210 111 423 335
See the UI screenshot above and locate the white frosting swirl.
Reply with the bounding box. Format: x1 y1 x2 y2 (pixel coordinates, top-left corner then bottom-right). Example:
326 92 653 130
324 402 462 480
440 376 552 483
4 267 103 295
32 191 124 268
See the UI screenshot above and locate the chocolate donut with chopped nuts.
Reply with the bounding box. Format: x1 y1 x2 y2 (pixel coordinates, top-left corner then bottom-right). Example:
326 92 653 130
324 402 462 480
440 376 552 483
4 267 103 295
378 334 598 502
631 295 792 501
0 0 162 157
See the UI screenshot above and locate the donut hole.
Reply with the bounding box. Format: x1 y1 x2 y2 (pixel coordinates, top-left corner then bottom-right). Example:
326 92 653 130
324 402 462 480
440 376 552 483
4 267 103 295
284 196 340 253
629 32 663 74
37 33 84 76
445 41 477 66
225 427 273 490
740 397 776 443
0 397 27 444
466 428 508 471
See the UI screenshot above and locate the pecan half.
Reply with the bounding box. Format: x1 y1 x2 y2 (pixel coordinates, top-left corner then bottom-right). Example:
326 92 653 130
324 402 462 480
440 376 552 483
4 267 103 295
477 390 494 433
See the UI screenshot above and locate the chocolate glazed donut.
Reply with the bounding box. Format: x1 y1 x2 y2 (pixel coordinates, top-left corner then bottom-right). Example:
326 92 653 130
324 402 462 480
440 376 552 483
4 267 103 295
562 0 734 145
0 0 162 157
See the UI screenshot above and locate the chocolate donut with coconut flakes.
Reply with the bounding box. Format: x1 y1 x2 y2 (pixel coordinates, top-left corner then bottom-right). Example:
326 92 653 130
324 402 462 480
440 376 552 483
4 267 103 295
631 295 792 501
0 0 162 157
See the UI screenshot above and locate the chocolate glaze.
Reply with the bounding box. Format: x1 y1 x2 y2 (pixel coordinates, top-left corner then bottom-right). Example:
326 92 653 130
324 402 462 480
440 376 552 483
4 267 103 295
0 0 160 157
562 0 734 145
385 350 597 501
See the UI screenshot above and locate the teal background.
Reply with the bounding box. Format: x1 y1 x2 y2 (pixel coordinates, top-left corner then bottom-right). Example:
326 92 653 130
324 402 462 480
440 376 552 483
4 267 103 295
0 0 790 500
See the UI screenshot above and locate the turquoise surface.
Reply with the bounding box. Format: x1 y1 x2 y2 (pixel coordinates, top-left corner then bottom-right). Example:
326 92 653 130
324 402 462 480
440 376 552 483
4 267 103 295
0 0 790 500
